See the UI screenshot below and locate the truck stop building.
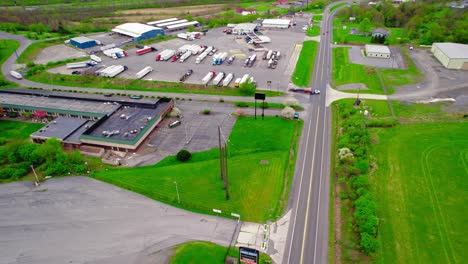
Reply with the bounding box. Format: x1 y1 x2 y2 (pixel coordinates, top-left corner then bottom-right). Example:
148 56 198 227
233 23 258 34
0 89 174 153
262 19 291 29
431 42 468 70
70 36 98 49
112 23 165 42
365 44 391 59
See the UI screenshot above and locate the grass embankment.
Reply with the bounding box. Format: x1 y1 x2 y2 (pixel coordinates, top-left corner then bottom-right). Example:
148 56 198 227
17 37 70 63
306 26 321 37
0 39 20 88
28 72 282 97
371 121 467 263
233 101 304 111
332 47 383 94
291 41 318 87
170 241 272 264
330 2 347 12
93 117 302 223
332 99 467 262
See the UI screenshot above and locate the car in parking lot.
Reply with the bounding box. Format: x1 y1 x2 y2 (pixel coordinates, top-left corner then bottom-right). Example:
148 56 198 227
168 120 181 128
103 93 113 97
129 95 142 99
71 70 81 75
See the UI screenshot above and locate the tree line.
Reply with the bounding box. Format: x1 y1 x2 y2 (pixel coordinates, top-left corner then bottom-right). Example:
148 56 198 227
337 1 468 44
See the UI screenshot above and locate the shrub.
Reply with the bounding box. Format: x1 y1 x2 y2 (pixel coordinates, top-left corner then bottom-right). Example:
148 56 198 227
0 138 6 146
235 102 249 108
360 232 379 254
176 149 192 162
202 109 211 115
239 80 256 96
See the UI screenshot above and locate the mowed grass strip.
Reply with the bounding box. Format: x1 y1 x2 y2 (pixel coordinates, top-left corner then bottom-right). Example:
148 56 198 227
332 47 383 94
0 120 44 141
93 117 299 222
291 40 318 87
170 241 272 264
0 39 20 87
369 122 468 263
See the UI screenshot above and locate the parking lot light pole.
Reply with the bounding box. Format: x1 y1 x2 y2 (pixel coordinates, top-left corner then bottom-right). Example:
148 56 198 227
174 181 180 203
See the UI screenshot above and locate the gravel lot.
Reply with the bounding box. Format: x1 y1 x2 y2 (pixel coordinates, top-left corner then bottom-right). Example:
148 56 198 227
0 177 237 264
46 16 312 92
35 44 87 65
347 45 405 69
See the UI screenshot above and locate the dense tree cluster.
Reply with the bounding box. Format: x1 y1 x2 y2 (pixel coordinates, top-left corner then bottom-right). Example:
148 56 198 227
337 2 468 44
0 138 87 180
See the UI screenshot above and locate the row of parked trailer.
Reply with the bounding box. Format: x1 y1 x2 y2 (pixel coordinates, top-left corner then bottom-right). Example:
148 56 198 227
97 65 128 78
201 71 254 87
263 50 281 69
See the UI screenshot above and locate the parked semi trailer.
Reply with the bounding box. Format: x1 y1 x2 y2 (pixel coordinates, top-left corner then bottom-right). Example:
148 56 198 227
222 73 234 86
247 54 257 67
136 46 156 55
202 71 216 85
135 66 153 79
240 74 250 85
101 65 127 78
90 55 102 63
212 72 225 86
156 49 176 61
179 50 192 62
66 62 88 69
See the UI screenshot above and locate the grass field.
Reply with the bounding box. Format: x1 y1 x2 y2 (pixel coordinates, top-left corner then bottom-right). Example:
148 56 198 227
306 25 321 37
93 117 301 222
170 241 272 264
0 120 44 142
312 14 323 21
333 22 372 44
291 41 318 87
369 122 468 263
332 47 383 94
0 39 20 87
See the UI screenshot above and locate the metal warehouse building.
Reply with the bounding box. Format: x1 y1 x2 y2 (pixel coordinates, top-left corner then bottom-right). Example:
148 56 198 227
70 36 98 49
365 44 391 59
233 23 258 35
431 42 468 70
262 19 291 29
112 23 165 42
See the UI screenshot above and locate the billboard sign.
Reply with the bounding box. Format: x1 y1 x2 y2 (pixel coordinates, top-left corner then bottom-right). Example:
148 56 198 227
239 247 259 264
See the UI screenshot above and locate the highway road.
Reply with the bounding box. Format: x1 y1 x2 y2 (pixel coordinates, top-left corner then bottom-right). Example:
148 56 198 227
283 2 348 264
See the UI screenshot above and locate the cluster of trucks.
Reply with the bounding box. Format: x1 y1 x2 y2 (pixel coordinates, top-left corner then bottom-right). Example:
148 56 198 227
177 32 202 41
263 50 281 69
156 44 205 62
98 65 128 78
212 52 228 65
103 48 128 59
243 54 257 67
201 71 253 87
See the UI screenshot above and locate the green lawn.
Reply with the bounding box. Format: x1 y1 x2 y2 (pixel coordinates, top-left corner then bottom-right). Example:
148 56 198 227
291 41 318 87
333 22 372 44
0 39 20 87
379 49 423 94
0 120 43 142
332 47 383 94
306 25 321 37
338 98 393 118
312 14 323 21
330 2 347 12
170 241 272 264
369 121 468 263
93 117 301 222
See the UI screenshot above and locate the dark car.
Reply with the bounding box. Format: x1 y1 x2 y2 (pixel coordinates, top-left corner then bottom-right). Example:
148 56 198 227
71 71 81 75
103 93 113 97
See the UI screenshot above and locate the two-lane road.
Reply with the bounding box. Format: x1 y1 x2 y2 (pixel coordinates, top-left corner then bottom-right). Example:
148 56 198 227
284 2 347 263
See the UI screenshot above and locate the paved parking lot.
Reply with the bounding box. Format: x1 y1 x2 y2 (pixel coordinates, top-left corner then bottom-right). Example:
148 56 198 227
47 16 311 92
0 177 237 264
347 45 405 69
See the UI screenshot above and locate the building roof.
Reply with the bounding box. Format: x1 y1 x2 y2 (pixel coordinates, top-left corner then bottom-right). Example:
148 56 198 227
31 117 88 141
365 44 391 54
233 23 258 31
71 36 96 44
166 21 199 30
112 23 162 38
147 18 178 26
262 19 291 25
157 19 188 27
432 42 468 59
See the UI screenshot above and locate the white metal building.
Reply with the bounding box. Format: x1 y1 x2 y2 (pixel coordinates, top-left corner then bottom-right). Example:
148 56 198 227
112 23 164 41
165 21 200 32
262 19 291 29
233 23 257 34
147 18 178 26
431 42 468 70
365 44 391 59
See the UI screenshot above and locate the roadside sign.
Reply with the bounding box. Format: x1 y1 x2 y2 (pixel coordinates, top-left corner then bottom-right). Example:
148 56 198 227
239 247 259 264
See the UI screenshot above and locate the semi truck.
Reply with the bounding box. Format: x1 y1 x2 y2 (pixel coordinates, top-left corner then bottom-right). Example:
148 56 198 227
135 66 153 79
9 70 22 80
90 55 102 63
66 62 88 69
190 45 203 55
101 65 127 78
212 72 225 86
156 49 176 61
179 50 192 62
136 46 156 55
177 44 192 54
222 73 234 87
240 74 250 85
202 71 216 85
215 52 227 65
247 54 256 67
266 50 273 60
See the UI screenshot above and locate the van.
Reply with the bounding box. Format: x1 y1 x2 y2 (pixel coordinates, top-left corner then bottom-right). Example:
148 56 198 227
168 120 181 128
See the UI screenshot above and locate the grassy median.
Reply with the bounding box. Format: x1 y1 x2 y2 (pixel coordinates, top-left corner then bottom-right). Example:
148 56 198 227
93 116 302 223
291 40 318 87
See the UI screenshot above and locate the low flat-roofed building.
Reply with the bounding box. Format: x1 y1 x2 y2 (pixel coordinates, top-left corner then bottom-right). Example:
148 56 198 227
431 42 468 70
32 117 88 142
233 23 258 35
70 36 97 49
365 44 391 58
262 19 291 29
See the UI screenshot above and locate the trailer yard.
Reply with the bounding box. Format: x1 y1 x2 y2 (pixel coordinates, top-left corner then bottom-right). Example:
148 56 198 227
45 16 310 92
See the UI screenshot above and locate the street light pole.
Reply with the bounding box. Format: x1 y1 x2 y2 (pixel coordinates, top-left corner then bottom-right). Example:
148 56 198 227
174 181 180 203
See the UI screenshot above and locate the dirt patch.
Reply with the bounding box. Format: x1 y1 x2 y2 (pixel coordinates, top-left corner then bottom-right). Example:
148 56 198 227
35 44 87 64
336 83 369 91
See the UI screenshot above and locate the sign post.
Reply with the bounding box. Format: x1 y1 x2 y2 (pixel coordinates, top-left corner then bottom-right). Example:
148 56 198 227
254 92 266 120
